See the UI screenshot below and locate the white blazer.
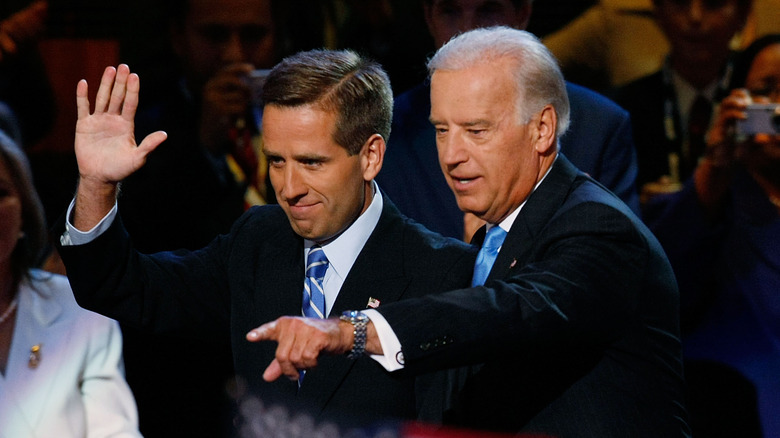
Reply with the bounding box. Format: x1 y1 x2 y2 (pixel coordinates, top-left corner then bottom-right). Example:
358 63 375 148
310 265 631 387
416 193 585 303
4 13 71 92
0 270 141 438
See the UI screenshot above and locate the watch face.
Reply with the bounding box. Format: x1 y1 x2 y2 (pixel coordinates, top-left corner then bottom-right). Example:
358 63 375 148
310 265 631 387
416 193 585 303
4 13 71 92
341 310 367 321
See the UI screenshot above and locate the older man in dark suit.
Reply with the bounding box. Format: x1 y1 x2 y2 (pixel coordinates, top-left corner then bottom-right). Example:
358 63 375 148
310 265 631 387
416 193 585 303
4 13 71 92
376 0 640 241
250 27 690 437
54 50 476 430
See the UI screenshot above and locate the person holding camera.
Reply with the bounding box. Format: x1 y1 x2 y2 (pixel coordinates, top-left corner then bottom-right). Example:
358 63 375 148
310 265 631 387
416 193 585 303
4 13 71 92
614 0 754 211
647 34 780 438
113 1 281 436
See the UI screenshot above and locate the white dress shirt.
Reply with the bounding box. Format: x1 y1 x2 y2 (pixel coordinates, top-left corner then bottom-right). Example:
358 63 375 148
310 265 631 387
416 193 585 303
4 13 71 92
303 182 383 316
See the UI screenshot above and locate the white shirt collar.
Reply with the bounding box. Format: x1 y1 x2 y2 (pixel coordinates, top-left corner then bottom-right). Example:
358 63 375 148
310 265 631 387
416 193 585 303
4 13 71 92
303 181 383 315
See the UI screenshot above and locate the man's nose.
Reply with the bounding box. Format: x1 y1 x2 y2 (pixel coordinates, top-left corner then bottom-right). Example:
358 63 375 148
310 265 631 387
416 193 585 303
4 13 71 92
222 32 247 63
438 134 468 167
281 166 306 200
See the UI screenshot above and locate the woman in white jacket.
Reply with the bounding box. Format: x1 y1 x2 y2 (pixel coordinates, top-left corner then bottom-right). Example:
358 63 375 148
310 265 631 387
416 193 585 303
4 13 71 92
0 129 141 437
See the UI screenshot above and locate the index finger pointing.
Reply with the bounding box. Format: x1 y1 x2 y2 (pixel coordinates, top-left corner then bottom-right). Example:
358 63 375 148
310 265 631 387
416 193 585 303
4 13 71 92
246 320 277 342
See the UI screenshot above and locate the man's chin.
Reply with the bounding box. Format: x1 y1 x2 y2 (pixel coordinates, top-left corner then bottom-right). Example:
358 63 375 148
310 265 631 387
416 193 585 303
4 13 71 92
287 220 317 240
454 199 484 217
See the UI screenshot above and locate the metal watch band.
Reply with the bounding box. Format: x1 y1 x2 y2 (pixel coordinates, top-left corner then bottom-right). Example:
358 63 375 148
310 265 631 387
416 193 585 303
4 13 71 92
340 310 368 359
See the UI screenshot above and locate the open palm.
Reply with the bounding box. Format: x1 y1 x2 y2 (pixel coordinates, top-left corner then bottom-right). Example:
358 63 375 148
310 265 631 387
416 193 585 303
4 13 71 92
74 64 167 184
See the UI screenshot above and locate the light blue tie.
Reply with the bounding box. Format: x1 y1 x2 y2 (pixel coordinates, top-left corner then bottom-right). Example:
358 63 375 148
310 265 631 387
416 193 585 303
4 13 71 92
302 246 328 319
471 226 507 287
300 246 328 386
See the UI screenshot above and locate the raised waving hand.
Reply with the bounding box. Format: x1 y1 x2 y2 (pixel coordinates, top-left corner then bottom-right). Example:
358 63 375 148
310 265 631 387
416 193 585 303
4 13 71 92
72 64 167 230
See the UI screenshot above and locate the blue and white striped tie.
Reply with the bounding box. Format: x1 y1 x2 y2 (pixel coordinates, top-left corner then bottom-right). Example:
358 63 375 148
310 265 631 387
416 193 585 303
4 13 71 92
302 246 328 319
300 246 329 386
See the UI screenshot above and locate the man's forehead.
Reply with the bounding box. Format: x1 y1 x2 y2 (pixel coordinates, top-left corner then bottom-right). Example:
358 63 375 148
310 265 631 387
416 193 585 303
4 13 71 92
262 105 344 151
430 69 523 120
430 62 512 90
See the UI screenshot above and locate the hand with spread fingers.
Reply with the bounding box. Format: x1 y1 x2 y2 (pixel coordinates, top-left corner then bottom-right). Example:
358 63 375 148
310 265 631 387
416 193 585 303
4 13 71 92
75 64 167 186
72 64 167 229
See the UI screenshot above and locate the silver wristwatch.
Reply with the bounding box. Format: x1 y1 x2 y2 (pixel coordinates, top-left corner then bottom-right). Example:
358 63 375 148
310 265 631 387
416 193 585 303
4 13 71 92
340 310 368 359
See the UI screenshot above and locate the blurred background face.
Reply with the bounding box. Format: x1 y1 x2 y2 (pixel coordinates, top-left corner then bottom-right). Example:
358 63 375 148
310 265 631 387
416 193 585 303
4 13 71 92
173 0 276 90
745 43 780 102
424 0 531 48
0 157 22 270
744 43 780 166
654 0 748 65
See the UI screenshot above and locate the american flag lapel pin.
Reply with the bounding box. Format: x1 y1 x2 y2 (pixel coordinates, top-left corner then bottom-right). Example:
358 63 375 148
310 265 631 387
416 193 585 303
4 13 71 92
367 297 381 309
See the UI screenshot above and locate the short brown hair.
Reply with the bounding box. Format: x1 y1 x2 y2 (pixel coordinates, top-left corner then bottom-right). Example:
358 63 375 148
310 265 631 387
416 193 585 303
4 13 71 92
262 49 393 155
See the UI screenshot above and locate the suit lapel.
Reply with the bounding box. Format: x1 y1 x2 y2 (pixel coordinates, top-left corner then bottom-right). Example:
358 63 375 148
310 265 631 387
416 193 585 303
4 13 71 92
2 283 66 432
257 223 305 320
488 155 580 282
331 195 413 313
246 224 305 399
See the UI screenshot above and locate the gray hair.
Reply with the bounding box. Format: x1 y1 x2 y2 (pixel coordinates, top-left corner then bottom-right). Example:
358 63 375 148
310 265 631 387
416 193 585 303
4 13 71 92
428 26 570 137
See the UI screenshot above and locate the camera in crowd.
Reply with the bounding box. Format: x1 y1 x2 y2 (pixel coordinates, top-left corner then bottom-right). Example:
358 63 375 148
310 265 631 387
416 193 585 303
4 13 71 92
737 103 780 136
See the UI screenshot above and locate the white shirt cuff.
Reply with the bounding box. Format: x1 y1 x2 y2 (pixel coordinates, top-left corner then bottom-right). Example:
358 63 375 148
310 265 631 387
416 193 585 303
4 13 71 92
363 309 405 371
60 198 118 246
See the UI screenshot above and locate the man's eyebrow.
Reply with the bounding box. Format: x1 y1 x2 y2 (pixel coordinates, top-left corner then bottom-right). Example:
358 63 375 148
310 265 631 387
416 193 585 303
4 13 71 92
292 153 329 162
462 120 490 127
429 118 490 127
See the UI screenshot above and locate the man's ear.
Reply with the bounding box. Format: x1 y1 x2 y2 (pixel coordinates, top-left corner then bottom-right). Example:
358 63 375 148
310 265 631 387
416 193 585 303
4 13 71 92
533 105 557 155
361 134 385 181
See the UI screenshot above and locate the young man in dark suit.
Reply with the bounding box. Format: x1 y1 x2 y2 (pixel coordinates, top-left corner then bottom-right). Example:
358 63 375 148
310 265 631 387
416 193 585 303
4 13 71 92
55 51 476 431
250 27 691 437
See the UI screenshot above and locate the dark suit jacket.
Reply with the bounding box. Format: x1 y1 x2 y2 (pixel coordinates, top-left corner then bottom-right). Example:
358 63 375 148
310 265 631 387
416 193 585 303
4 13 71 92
376 81 640 239
55 194 476 428
377 156 690 437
